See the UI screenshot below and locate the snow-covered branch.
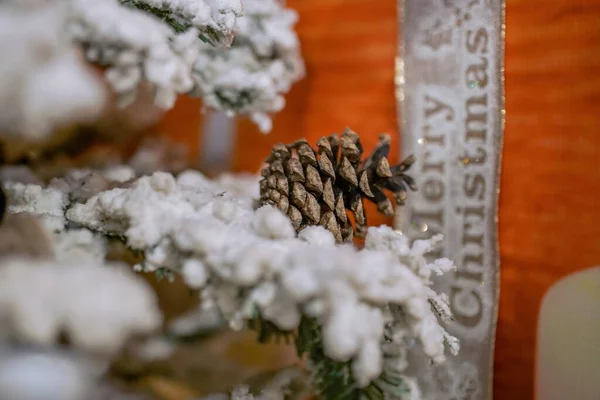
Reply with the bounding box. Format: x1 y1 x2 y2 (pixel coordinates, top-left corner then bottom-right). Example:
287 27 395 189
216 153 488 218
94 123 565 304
68 0 206 109
4 169 458 393
191 0 304 132
0 246 162 400
0 258 162 355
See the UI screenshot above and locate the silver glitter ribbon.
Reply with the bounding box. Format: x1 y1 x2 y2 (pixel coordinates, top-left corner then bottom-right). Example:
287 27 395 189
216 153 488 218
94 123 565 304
394 0 505 399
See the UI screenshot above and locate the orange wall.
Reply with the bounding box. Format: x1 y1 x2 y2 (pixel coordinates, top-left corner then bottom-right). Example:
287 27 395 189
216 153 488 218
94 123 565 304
156 95 204 161
496 1 600 397
229 1 600 399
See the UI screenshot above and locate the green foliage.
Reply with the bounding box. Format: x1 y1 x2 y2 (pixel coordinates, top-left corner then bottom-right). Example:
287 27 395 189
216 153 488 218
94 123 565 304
248 313 411 400
296 317 360 400
297 317 411 400
119 0 214 44
247 308 295 345
214 89 256 112
154 267 176 282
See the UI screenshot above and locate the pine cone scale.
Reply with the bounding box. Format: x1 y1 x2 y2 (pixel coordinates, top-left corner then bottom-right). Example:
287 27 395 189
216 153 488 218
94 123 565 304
359 172 374 197
265 174 275 189
376 157 393 178
279 196 289 213
270 159 285 175
288 206 302 229
286 158 305 182
276 175 289 195
298 144 317 166
317 156 336 179
341 136 361 162
303 193 321 223
322 179 335 210
291 183 307 208
320 211 342 242
316 137 332 158
334 195 347 224
305 165 323 195
339 157 358 186
269 189 281 203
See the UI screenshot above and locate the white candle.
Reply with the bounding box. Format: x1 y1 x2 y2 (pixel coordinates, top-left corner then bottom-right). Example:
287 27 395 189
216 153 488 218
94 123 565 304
536 266 600 400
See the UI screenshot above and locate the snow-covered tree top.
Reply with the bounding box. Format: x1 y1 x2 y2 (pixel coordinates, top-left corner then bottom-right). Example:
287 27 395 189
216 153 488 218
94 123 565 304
0 0 303 140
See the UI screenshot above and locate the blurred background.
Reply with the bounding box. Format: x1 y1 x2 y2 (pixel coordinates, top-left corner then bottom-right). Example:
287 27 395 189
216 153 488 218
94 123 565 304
3 0 597 399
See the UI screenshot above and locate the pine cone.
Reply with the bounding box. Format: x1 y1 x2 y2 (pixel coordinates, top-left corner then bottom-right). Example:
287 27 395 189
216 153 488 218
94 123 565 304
259 128 417 242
